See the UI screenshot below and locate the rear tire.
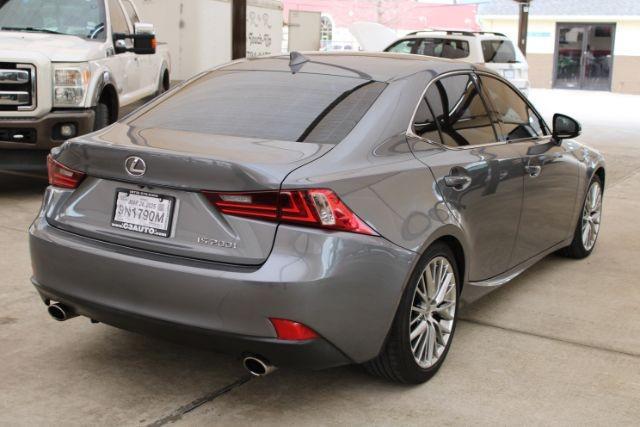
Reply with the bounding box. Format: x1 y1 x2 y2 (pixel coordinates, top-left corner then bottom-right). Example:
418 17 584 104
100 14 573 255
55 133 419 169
93 101 110 131
560 175 603 259
365 242 459 384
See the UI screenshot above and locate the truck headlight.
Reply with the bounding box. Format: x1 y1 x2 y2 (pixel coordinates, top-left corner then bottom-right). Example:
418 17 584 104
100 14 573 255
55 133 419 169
53 64 91 107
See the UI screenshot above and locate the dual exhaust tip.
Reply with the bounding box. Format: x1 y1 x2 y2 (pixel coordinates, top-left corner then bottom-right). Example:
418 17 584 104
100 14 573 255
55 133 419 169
47 302 276 377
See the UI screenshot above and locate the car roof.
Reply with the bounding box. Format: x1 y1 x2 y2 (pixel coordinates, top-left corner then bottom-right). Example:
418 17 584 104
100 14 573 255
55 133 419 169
219 52 473 83
402 30 509 39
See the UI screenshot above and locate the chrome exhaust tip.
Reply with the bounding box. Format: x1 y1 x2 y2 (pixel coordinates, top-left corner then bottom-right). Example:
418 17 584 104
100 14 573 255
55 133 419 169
47 303 78 322
242 356 276 377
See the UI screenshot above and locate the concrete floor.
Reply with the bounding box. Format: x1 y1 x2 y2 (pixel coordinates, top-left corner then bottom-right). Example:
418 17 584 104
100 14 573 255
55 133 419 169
1 89 639 426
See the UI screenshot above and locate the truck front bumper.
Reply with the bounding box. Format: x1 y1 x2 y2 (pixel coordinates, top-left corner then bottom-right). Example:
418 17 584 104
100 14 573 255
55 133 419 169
0 109 95 151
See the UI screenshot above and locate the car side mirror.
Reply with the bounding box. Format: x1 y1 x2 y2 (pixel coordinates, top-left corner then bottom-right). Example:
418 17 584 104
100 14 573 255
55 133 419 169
113 23 157 55
552 113 581 142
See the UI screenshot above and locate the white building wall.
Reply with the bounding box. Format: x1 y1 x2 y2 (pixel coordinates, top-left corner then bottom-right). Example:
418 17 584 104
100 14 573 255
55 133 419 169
133 0 282 80
480 16 640 56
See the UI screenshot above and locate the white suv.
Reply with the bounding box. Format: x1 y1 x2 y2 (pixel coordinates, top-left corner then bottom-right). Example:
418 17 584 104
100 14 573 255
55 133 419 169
384 30 530 96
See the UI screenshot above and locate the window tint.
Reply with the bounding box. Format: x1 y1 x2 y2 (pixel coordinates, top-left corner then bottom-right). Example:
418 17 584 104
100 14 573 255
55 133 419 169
482 40 518 63
121 0 139 25
412 99 441 143
108 0 130 35
480 75 545 141
132 71 385 144
416 38 470 59
423 74 497 147
0 0 106 40
386 39 418 54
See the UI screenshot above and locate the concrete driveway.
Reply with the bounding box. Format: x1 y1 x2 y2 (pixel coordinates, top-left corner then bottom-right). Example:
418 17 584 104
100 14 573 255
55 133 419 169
1 89 639 426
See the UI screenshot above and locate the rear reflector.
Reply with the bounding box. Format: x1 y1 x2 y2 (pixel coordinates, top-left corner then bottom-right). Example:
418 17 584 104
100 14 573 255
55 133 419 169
269 318 319 341
204 189 377 235
47 155 85 189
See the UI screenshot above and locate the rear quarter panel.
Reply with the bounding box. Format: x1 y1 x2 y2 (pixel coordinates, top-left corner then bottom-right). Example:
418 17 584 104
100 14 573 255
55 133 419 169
284 72 470 283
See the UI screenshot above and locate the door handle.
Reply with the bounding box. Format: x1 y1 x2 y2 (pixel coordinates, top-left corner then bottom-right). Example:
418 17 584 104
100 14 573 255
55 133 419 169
444 175 472 190
524 165 542 177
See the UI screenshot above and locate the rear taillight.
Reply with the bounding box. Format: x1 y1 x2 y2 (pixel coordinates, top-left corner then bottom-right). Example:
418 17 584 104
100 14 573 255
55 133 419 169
47 155 85 189
204 189 377 236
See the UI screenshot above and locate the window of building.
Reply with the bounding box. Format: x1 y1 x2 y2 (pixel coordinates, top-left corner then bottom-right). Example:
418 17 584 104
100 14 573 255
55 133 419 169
320 15 333 43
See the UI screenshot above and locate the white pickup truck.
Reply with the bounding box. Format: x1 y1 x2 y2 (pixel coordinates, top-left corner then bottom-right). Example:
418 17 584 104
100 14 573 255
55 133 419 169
0 0 170 166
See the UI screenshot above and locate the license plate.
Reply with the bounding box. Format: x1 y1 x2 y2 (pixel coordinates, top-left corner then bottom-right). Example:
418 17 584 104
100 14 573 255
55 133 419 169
111 189 175 238
504 69 515 79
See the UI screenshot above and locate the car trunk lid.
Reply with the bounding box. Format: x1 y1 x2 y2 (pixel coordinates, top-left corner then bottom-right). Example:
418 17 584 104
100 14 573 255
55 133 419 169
47 123 332 265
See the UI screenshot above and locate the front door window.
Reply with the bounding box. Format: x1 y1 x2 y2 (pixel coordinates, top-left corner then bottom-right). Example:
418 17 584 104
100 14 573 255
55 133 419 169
555 24 615 91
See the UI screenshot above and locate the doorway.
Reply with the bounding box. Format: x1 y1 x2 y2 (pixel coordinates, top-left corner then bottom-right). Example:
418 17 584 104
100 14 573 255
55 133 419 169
553 23 616 91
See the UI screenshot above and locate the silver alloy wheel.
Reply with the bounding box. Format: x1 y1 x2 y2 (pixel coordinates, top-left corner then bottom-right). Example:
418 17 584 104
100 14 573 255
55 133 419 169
582 181 602 251
409 256 457 369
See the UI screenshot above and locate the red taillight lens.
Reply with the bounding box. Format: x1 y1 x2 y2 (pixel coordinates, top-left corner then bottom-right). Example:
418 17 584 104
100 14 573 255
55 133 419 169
47 155 85 189
269 318 319 341
204 189 377 236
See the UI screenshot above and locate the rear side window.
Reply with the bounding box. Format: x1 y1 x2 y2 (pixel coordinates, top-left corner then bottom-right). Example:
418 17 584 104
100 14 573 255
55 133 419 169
416 38 470 59
422 74 497 147
132 71 385 144
412 99 441 143
386 39 419 54
482 40 517 63
480 75 545 141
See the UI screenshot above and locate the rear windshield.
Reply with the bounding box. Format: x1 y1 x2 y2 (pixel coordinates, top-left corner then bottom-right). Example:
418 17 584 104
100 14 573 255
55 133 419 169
482 40 518 63
131 71 386 144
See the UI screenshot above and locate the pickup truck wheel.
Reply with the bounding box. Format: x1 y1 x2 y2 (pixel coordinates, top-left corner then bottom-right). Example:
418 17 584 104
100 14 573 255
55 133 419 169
94 102 110 131
156 70 170 96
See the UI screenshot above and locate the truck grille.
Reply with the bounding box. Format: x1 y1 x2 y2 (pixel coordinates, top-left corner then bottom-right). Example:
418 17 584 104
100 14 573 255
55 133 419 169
0 63 36 111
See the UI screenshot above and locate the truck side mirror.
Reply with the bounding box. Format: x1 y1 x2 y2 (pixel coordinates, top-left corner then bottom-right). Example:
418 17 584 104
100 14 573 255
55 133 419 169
113 23 157 55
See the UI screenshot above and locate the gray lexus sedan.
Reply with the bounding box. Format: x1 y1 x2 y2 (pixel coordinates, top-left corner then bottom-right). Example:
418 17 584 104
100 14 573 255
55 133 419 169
30 52 605 384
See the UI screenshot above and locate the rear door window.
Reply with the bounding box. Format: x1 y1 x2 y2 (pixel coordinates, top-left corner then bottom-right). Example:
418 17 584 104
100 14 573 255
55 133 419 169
132 71 385 144
412 99 442 143
482 39 518 63
416 38 470 59
479 75 546 141
423 73 497 147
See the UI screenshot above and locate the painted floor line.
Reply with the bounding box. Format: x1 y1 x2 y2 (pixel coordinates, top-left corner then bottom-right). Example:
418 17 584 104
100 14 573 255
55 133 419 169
146 375 253 427
459 318 640 359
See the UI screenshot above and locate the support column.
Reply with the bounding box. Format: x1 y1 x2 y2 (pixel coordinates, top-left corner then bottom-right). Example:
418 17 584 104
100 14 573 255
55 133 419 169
232 0 247 60
517 0 531 55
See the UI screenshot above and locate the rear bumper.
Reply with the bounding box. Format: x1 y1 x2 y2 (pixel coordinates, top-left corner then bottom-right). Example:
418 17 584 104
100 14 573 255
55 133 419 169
0 109 95 151
34 282 349 369
29 194 417 367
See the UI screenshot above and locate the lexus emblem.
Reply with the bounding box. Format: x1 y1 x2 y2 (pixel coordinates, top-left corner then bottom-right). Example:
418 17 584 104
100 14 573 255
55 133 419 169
125 156 146 176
